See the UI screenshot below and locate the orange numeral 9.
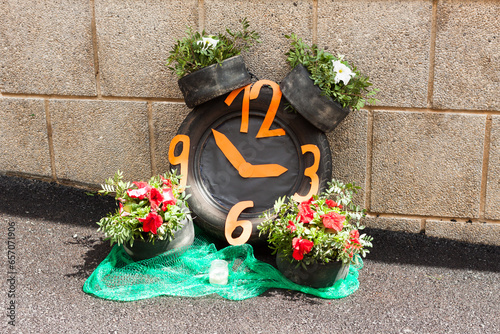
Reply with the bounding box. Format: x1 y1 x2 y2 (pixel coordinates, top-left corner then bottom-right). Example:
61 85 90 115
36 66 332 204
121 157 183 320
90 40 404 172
168 134 190 189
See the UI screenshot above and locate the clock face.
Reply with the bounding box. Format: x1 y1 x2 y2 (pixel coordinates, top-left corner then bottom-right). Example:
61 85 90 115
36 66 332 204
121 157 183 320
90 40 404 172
168 80 332 245
197 112 302 214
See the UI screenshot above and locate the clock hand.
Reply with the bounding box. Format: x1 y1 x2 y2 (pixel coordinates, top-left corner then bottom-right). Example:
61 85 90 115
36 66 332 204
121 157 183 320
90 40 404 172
212 129 288 178
212 129 246 170
239 162 288 178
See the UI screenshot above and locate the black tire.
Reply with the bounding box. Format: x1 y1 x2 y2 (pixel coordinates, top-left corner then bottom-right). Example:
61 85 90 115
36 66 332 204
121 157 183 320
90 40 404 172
177 55 252 108
170 86 332 245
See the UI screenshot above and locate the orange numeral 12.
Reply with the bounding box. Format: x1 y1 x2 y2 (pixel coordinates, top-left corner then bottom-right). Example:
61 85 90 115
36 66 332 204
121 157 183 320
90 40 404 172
224 80 285 138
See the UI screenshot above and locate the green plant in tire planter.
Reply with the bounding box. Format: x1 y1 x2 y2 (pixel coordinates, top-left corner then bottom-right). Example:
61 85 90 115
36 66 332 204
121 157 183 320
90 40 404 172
166 18 260 79
258 179 373 266
285 33 378 111
96 170 190 247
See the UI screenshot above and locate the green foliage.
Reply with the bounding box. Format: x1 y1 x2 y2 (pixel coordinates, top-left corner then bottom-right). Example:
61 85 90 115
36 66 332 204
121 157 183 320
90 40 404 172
258 179 373 265
99 170 133 199
284 34 379 111
96 170 190 247
166 18 260 79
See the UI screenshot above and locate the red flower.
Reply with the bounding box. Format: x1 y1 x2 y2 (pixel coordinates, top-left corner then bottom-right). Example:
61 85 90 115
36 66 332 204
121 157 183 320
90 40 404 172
161 188 176 211
343 230 362 258
325 199 342 209
139 211 163 234
133 181 149 188
321 212 345 232
297 197 315 224
147 187 164 210
160 176 173 188
287 220 297 232
349 229 361 245
344 246 354 258
292 237 314 261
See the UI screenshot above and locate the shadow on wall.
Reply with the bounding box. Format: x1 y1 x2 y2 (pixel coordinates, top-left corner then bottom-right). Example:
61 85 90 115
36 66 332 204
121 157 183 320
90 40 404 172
1 174 499 273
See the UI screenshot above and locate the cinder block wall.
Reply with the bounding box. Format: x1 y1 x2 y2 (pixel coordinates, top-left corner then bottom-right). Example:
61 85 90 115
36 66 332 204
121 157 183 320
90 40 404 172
1 0 499 245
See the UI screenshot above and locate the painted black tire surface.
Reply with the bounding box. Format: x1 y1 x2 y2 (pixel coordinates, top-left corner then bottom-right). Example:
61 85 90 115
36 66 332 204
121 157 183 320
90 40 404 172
280 64 350 133
171 86 332 245
177 55 252 108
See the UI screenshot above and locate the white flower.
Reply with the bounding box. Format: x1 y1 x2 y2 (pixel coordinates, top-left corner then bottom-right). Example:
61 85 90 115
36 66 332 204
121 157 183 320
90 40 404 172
197 36 219 51
332 60 356 85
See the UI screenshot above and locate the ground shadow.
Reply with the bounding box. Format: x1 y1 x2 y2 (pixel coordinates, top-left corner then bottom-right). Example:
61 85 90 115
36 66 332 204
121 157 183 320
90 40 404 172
365 228 500 272
0 174 116 227
65 235 113 279
2 174 499 273
260 288 324 304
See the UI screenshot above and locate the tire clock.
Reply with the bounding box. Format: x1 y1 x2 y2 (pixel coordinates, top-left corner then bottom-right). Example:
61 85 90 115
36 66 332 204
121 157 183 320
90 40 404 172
168 80 332 245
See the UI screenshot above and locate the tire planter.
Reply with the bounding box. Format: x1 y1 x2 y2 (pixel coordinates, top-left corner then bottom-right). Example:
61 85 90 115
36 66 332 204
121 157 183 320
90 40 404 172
122 214 195 261
280 64 350 133
177 55 252 108
276 252 350 288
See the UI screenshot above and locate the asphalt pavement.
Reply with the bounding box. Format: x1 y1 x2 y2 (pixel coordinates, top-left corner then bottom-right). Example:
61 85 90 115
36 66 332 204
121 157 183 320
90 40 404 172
0 174 499 333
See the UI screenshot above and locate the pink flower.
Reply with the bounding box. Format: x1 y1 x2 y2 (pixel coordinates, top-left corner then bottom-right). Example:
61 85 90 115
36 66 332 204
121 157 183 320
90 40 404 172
118 203 130 217
297 197 315 224
147 187 164 210
127 187 149 199
138 211 163 234
321 212 345 232
127 182 151 200
161 188 176 211
292 237 314 261
287 220 297 232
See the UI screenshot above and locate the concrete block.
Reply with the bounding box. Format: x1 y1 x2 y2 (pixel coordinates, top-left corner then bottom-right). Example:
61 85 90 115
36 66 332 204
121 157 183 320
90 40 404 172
94 0 198 98
362 215 422 234
205 0 314 83
485 116 500 219
433 0 500 110
317 0 433 108
426 220 500 246
371 111 485 218
151 102 191 174
49 100 151 185
0 0 96 96
327 109 368 207
0 98 51 177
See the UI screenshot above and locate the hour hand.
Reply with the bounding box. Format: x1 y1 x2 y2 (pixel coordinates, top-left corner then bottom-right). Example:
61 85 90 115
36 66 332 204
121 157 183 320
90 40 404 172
212 129 246 171
212 129 288 178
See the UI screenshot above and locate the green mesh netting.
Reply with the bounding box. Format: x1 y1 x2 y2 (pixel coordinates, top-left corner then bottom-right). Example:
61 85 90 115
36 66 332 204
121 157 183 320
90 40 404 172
83 232 363 301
